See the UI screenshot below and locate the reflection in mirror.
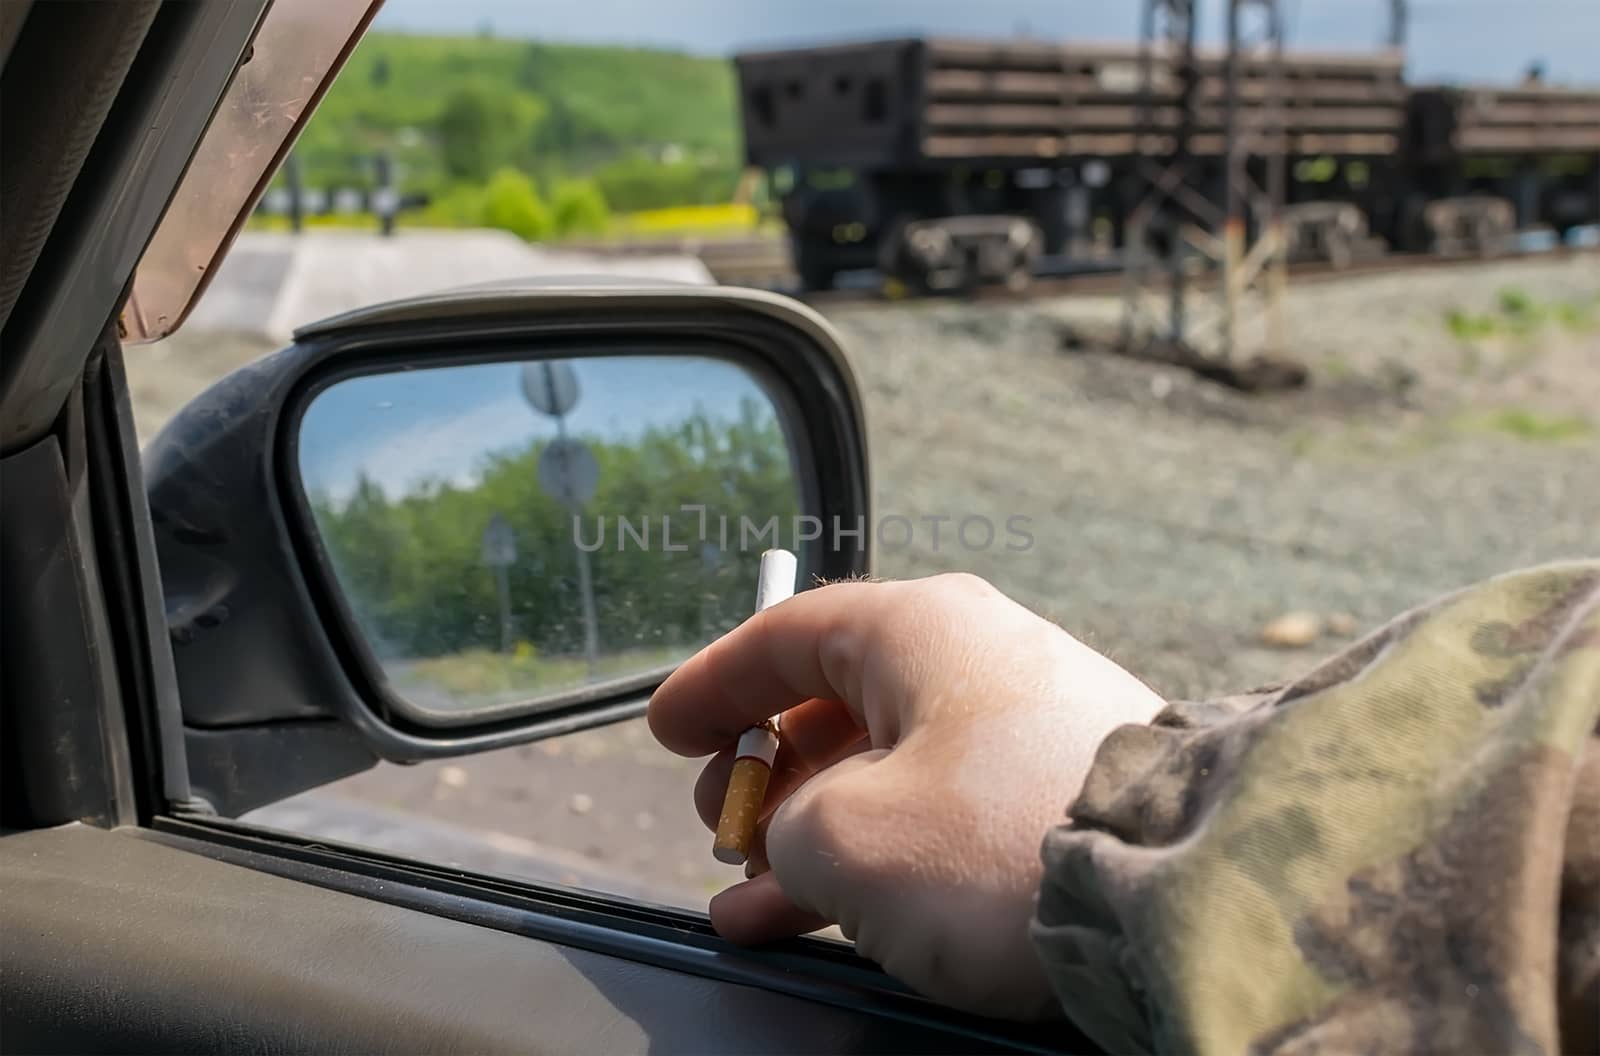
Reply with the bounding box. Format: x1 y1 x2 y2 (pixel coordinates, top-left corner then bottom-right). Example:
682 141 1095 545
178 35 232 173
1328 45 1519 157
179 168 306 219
298 353 801 721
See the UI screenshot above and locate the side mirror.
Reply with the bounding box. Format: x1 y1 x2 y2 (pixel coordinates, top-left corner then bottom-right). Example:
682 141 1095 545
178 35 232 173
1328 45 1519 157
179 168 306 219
145 284 870 815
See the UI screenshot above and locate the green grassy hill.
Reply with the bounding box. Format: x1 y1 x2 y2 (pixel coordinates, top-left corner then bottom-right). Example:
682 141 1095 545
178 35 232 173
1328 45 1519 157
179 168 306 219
291 33 742 211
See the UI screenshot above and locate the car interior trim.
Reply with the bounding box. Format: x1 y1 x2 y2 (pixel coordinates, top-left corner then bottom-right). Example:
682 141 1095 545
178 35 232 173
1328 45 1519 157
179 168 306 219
148 814 1078 1053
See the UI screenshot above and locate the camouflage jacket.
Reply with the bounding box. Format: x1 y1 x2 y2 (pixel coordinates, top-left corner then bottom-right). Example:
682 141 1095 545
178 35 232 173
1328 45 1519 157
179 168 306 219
1032 561 1599 1055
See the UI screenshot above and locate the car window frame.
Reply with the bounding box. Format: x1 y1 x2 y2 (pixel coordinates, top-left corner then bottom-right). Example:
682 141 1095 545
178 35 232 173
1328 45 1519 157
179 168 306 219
99 297 1085 1050
13 4 1086 1048
145 810 1087 1052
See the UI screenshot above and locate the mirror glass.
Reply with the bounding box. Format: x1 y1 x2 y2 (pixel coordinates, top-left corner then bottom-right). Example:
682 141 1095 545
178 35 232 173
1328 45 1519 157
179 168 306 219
297 352 803 722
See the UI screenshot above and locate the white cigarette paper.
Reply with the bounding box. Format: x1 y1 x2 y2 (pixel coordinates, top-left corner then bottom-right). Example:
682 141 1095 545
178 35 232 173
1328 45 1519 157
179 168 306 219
712 548 797 865
749 547 798 743
753 547 798 616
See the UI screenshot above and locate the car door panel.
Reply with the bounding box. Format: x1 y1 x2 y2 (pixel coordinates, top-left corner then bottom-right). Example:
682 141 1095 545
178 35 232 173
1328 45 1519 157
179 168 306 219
0 824 1069 1054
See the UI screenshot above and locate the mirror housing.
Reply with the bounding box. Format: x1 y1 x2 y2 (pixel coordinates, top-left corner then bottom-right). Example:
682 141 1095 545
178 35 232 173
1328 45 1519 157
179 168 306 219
145 284 870 816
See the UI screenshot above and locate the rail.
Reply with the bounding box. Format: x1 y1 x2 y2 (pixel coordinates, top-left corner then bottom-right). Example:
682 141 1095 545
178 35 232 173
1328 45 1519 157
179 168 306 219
645 231 1595 303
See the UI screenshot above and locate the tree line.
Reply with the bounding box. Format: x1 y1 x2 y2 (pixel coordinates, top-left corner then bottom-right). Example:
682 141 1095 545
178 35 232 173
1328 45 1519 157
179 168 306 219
285 32 744 235
311 404 797 663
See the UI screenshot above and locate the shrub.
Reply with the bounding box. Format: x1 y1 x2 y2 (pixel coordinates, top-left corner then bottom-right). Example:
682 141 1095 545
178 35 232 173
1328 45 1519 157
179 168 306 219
1444 308 1498 342
592 152 740 212
419 182 490 227
551 180 611 237
479 168 552 241
1496 286 1535 319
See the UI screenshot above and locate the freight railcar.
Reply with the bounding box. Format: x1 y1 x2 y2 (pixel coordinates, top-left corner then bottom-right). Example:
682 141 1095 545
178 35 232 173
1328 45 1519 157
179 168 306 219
1403 84 1600 252
734 37 1600 290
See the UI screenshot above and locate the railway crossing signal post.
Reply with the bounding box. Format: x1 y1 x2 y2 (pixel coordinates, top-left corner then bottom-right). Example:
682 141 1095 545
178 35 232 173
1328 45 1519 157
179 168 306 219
1122 0 1289 368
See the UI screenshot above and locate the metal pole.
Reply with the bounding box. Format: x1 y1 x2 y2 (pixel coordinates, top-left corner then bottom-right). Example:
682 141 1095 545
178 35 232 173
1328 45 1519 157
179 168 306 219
1135 0 1158 181
1124 0 1200 355
1264 2 1288 356
494 563 512 654
1122 0 1162 355
573 545 600 678
285 151 304 234
1594 152 1600 246
1220 0 1287 362
1167 0 1198 347
546 364 600 677
374 151 397 237
1223 0 1244 362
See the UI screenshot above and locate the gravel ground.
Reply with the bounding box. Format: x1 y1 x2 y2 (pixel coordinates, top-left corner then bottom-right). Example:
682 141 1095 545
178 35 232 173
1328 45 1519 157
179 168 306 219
831 254 1600 695
130 253 1599 912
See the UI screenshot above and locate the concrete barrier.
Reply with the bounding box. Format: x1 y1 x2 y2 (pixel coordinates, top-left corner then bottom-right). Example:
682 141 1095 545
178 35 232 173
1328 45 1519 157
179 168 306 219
189 229 713 339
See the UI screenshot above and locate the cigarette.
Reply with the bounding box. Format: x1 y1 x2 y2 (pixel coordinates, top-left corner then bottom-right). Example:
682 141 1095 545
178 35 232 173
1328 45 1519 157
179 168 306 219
712 548 797 866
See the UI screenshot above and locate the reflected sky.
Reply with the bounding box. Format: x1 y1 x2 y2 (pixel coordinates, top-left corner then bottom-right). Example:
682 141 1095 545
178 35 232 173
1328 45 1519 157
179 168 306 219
300 355 773 502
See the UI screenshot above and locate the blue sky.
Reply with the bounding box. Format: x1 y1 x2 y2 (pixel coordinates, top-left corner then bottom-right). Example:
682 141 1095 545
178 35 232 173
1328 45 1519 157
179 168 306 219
375 0 1600 85
300 356 775 503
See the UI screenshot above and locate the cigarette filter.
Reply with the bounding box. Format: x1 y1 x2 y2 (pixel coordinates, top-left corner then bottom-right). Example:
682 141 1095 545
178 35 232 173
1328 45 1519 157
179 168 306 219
711 549 796 866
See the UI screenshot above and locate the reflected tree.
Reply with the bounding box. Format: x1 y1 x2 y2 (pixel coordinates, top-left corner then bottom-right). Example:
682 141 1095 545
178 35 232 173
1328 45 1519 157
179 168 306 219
310 401 797 665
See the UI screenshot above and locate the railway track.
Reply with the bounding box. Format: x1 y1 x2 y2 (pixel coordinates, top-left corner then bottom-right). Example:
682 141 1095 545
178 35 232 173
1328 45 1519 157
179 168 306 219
717 241 1596 306
909 244 1595 304
563 231 1595 303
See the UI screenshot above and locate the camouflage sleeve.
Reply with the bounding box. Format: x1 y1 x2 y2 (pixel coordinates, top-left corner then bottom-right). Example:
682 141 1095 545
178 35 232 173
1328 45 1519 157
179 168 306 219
1031 561 1600 1055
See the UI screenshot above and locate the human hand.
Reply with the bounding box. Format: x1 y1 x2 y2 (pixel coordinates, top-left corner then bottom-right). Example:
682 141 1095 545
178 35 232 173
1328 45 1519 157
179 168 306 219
648 573 1166 1020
